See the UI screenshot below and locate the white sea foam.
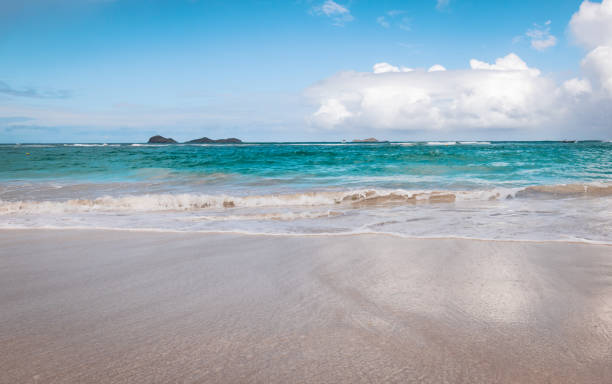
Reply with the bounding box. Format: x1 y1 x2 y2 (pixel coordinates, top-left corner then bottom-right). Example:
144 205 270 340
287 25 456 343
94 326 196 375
0 189 476 214
185 210 343 222
427 141 457 146
1 184 610 242
65 144 105 147
459 141 491 145
2 184 608 215
15 144 54 148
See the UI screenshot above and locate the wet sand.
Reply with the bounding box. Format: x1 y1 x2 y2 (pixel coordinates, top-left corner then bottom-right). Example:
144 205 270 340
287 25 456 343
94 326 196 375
1 229 611 383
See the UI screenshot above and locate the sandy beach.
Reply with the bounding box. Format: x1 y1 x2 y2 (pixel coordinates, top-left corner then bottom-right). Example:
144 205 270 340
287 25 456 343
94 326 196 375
1 229 611 383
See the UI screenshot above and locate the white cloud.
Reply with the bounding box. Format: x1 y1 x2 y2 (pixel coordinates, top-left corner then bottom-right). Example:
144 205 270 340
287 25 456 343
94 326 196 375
563 78 592 96
582 45 612 95
427 64 446 72
311 98 353 127
303 1 612 138
307 54 559 131
525 21 557 51
313 0 353 26
305 49 611 137
373 63 413 74
373 62 399 74
569 0 612 49
570 0 612 96
470 53 540 76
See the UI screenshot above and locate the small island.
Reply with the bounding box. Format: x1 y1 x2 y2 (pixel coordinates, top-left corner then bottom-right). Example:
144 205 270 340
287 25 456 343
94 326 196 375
147 135 243 144
185 137 242 144
148 135 177 144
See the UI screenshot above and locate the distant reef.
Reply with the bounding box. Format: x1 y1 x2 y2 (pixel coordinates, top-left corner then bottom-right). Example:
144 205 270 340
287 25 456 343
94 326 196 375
147 135 242 144
148 135 177 144
185 137 243 144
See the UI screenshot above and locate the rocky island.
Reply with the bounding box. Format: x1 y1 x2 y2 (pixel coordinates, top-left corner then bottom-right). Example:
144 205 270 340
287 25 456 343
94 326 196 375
185 137 242 144
148 135 177 144
146 135 243 144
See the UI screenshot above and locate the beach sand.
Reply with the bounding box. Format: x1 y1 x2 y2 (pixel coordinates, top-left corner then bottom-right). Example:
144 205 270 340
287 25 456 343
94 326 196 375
1 229 611 383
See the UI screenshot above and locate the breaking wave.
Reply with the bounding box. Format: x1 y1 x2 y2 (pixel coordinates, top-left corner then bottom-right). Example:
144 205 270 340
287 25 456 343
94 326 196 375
1 184 610 214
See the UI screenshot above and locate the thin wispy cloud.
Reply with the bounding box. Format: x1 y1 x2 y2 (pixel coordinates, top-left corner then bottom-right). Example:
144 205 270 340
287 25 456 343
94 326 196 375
526 20 557 51
376 10 409 31
0 81 71 99
387 10 405 17
0 116 34 125
398 17 411 31
312 0 353 26
436 0 450 11
376 16 390 28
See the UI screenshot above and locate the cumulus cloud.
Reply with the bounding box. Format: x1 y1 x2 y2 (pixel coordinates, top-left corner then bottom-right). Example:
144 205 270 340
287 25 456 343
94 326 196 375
304 0 612 138
427 64 446 72
312 0 353 26
525 21 557 51
569 0 612 97
569 0 612 49
562 78 592 96
307 54 561 131
306 56 611 137
311 98 353 127
469 53 540 76
581 45 612 95
373 63 413 74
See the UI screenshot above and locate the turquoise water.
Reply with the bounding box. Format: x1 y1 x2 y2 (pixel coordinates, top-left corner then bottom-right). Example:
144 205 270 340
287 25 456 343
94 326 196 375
2 141 610 189
1 141 611 241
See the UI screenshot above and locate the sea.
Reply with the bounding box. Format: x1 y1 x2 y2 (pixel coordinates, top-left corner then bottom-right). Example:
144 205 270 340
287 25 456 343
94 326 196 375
1 141 611 243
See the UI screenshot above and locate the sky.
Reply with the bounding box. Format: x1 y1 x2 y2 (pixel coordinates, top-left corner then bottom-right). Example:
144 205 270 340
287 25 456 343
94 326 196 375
0 0 610 142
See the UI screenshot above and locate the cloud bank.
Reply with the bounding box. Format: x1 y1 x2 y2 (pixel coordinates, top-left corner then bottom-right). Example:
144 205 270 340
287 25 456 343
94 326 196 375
306 0 612 138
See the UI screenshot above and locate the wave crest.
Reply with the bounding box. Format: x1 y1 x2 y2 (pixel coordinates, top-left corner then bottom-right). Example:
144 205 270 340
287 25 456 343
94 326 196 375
0 184 610 214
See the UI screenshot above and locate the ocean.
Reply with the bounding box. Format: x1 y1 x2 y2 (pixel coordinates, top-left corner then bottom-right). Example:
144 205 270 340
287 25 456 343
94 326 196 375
1 141 611 242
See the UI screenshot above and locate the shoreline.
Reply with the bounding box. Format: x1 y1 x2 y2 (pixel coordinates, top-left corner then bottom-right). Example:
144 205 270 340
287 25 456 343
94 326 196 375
2 229 612 383
1 226 611 246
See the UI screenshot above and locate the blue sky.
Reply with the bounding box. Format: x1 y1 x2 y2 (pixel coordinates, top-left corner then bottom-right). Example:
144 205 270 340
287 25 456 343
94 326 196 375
0 0 610 142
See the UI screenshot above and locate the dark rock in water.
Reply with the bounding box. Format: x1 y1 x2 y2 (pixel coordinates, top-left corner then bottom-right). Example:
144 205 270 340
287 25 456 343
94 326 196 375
148 135 177 144
185 137 243 144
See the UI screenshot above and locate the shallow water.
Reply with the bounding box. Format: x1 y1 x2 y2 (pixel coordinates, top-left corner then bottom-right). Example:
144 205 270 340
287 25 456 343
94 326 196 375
1 141 611 241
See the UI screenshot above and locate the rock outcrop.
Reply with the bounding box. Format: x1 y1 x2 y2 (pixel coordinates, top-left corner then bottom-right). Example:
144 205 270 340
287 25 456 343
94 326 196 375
352 138 381 143
147 135 177 144
185 137 243 144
